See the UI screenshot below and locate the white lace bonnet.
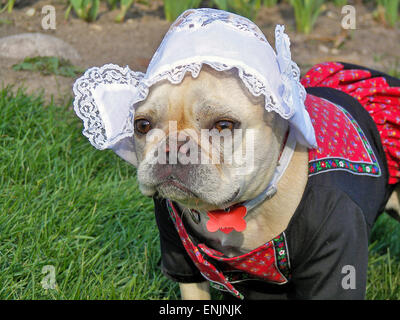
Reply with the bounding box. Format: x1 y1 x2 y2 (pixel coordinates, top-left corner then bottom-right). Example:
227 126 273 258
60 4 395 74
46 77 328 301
73 8 317 161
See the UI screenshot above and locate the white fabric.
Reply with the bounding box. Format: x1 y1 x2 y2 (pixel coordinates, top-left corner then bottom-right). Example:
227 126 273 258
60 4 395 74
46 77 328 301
73 8 317 150
73 64 143 150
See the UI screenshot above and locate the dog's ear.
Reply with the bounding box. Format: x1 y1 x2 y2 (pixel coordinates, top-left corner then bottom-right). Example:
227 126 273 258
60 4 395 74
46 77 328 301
73 64 143 167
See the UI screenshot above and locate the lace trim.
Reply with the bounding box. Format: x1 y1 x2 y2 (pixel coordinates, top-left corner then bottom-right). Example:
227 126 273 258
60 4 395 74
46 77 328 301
73 20 309 149
74 59 294 150
73 64 144 149
275 25 307 111
133 58 289 119
166 8 268 44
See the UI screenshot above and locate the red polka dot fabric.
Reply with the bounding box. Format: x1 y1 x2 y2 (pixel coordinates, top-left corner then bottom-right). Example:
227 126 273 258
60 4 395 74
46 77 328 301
198 236 289 284
306 94 381 177
301 62 400 184
166 200 291 299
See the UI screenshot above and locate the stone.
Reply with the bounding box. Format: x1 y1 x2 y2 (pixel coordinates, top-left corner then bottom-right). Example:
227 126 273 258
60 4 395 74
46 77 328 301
326 11 337 19
25 8 36 17
331 48 340 55
318 44 330 54
89 24 102 31
0 33 81 62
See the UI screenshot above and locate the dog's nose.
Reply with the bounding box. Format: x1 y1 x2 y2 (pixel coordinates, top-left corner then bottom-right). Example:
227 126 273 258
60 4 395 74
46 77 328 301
164 134 192 164
154 139 194 182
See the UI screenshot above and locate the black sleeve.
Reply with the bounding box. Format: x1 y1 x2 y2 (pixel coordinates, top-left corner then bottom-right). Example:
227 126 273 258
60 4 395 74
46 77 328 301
153 197 205 283
287 186 369 300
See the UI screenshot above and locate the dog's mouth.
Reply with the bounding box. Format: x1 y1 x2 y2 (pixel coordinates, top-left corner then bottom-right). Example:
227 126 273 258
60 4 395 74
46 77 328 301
224 188 241 206
156 177 198 198
155 176 241 209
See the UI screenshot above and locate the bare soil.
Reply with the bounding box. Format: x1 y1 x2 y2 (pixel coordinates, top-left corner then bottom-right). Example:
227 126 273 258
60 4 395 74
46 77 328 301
0 0 399 104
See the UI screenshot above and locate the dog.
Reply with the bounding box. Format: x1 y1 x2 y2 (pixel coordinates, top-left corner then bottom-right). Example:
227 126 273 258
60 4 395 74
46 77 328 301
136 64 400 300
73 9 400 300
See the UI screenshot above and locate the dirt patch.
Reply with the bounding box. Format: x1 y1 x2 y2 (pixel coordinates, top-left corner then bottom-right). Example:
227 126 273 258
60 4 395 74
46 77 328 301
0 0 399 103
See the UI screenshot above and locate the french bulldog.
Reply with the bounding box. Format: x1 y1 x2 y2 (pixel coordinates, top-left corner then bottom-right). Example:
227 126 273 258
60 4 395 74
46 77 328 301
119 65 400 299
73 9 400 300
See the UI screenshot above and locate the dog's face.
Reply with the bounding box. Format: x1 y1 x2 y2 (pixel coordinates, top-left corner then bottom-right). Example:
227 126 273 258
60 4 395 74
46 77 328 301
132 66 287 211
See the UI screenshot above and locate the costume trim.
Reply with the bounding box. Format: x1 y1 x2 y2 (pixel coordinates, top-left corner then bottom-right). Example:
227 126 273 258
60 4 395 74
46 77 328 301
306 95 381 178
302 61 400 184
165 200 291 299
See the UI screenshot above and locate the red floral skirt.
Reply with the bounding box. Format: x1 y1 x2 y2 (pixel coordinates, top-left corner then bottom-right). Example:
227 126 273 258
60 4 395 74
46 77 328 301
301 62 400 184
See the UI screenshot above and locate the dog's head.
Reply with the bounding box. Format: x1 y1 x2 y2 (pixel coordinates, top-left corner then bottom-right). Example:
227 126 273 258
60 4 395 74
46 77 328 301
132 66 288 210
73 9 316 212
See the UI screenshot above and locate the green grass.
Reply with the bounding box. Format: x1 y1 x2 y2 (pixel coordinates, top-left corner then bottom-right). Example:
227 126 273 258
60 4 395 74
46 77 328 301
376 0 399 28
289 0 325 34
0 87 399 299
163 0 202 22
12 56 84 78
66 0 100 22
368 213 400 299
0 87 178 299
0 0 15 14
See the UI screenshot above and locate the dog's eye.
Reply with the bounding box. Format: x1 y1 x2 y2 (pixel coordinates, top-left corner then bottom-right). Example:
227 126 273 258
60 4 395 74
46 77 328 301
134 118 152 134
213 120 235 132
